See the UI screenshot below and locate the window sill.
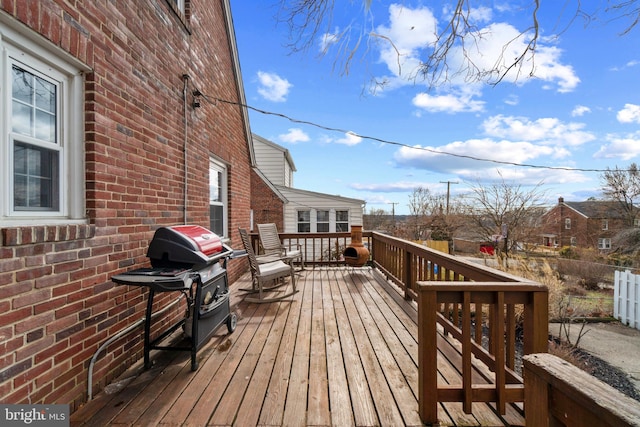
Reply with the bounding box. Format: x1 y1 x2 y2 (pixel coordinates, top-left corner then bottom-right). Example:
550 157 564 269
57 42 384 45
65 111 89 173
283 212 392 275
1 223 95 246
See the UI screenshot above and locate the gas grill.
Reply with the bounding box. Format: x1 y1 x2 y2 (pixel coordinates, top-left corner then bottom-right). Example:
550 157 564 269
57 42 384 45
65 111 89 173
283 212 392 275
112 225 240 371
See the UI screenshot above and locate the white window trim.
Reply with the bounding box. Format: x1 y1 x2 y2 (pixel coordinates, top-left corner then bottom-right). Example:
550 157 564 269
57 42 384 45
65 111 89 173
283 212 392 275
209 158 228 238
316 209 329 232
173 0 186 13
297 209 311 233
335 209 350 232
297 208 351 232
0 14 88 226
598 238 611 250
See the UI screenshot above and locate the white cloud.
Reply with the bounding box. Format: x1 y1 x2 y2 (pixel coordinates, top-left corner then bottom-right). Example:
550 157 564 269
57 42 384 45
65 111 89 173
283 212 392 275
594 132 640 160
469 6 493 23
448 23 580 92
390 129 593 188
335 131 363 146
319 28 341 52
350 181 433 192
256 71 292 102
393 139 556 173
617 104 640 124
375 4 438 79
278 128 309 144
571 105 591 117
412 91 485 113
371 4 579 109
456 166 588 185
504 94 519 106
481 115 595 147
610 60 640 71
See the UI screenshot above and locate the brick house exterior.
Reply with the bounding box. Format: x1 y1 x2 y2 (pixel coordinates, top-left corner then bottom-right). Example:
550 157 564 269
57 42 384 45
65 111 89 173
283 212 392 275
0 0 253 412
250 167 286 230
540 197 632 250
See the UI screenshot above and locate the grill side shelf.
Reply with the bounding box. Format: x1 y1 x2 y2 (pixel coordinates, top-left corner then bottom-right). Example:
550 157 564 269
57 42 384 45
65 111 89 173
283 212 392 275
112 268 193 291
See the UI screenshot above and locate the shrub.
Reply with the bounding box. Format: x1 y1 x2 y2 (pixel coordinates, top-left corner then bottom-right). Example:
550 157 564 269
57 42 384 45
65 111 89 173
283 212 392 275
559 245 578 259
498 257 564 321
556 258 611 291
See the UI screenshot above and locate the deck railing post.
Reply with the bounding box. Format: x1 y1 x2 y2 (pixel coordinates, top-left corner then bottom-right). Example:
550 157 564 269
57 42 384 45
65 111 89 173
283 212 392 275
524 290 549 355
403 249 412 300
418 288 439 424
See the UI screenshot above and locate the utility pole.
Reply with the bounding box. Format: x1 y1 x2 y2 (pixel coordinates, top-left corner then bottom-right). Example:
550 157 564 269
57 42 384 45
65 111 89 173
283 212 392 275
388 202 398 231
439 181 459 215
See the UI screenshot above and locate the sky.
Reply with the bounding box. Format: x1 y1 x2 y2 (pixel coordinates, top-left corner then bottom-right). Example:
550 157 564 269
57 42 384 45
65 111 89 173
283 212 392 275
229 1 640 215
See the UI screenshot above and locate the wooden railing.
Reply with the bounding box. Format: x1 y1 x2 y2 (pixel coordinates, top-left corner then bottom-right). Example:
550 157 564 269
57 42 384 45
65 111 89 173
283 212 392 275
249 231 372 266
418 282 548 424
250 230 549 424
524 353 640 426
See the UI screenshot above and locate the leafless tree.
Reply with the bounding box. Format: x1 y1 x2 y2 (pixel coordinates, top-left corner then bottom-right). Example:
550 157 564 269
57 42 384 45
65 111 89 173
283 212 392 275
276 0 639 88
463 174 546 264
407 186 464 242
601 163 640 226
407 186 445 240
364 207 392 231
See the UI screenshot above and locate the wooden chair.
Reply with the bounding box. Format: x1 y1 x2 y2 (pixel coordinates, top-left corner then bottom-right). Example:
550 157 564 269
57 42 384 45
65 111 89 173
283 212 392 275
257 223 304 270
238 228 297 303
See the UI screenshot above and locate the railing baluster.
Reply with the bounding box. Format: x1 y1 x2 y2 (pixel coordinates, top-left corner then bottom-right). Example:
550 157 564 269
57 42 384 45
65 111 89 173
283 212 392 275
474 302 483 345
495 291 506 415
462 291 473 413
506 303 516 371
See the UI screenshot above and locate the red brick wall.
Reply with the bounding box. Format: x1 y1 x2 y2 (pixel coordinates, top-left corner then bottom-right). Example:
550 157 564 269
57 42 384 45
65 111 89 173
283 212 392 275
540 203 625 249
250 169 285 231
0 0 251 411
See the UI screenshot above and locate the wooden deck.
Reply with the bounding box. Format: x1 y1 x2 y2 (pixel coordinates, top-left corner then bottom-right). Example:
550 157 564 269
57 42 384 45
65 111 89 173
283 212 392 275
70 267 524 426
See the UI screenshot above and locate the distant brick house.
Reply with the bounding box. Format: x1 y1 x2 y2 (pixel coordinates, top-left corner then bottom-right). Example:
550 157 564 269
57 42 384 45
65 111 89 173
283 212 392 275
540 197 635 250
0 0 253 412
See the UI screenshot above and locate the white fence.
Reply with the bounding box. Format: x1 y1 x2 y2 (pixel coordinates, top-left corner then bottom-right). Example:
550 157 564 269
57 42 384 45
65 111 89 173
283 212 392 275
614 270 640 330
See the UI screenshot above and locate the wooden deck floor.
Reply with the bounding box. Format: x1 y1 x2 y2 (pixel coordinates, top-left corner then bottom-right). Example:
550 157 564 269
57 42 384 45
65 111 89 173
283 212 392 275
70 267 524 426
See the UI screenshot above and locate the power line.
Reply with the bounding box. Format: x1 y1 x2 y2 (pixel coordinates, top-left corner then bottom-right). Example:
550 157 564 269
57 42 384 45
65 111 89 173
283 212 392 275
204 94 626 174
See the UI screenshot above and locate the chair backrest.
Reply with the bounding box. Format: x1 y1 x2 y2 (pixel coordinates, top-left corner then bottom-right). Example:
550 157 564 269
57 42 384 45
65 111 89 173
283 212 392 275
257 223 284 255
238 228 260 275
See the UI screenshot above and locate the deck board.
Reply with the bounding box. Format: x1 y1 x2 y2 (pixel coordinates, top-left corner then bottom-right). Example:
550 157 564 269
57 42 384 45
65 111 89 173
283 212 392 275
70 267 524 427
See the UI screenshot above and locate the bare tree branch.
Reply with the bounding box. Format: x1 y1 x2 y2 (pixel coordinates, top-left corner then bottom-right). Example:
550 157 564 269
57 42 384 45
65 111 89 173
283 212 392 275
275 0 638 88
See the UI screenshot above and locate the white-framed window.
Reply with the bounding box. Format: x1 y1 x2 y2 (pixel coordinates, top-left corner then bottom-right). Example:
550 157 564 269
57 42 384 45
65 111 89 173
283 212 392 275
634 218 640 228
297 210 311 232
602 219 608 230
564 218 571 229
317 210 329 232
298 208 351 232
570 237 577 247
0 17 87 226
209 158 228 238
598 238 611 250
171 0 185 13
336 210 349 232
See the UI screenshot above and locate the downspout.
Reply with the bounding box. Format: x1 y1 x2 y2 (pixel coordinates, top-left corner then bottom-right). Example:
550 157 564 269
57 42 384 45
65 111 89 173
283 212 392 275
183 74 189 224
87 296 182 400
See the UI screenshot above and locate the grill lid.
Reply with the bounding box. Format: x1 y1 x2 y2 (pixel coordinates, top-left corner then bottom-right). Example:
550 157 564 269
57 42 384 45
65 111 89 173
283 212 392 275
147 225 225 267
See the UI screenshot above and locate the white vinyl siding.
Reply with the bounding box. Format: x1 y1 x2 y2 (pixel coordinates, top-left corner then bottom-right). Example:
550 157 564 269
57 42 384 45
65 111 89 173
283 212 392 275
253 135 294 187
280 187 363 233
